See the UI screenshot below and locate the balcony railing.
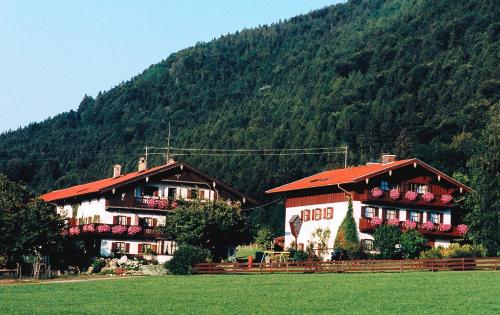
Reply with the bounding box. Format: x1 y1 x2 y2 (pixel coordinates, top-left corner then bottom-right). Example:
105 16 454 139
106 195 177 211
358 217 464 238
358 190 456 208
66 223 161 239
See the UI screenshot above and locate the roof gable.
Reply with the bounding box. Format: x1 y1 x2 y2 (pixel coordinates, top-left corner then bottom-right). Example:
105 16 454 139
41 162 257 205
266 159 470 194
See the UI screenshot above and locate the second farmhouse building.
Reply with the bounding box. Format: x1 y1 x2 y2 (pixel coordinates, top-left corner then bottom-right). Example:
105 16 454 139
266 154 470 258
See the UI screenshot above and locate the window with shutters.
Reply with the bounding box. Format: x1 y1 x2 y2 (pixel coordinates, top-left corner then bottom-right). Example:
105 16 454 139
325 207 334 219
298 243 304 251
429 212 441 224
143 217 155 227
302 210 311 221
168 187 177 200
114 242 126 253
189 189 198 199
314 208 322 220
363 207 376 218
409 211 419 222
384 209 397 219
117 216 128 225
198 190 206 200
141 243 152 254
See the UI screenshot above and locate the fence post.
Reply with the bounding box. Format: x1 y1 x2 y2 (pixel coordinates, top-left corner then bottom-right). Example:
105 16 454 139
462 258 465 272
400 260 403 273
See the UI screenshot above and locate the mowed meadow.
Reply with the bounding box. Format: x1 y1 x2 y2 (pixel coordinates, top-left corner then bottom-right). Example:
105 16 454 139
1 272 499 314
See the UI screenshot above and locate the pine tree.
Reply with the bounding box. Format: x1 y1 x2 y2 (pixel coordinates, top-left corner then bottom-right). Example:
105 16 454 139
334 197 360 259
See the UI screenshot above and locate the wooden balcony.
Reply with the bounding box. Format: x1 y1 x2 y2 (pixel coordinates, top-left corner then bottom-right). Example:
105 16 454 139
66 223 162 239
106 195 177 212
357 191 456 208
358 218 463 238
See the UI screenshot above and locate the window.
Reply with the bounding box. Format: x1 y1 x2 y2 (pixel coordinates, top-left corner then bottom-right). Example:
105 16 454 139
380 181 389 191
189 189 199 199
363 207 376 218
324 207 334 219
198 190 206 200
384 209 397 220
117 216 128 225
361 239 373 252
114 242 127 253
410 183 428 194
429 212 441 224
143 217 156 227
141 244 152 254
409 211 419 222
167 188 177 200
301 210 311 222
314 208 322 220
298 243 304 251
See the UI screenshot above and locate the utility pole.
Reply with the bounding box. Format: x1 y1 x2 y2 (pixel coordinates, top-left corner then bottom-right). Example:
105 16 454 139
164 122 172 163
344 146 348 169
145 146 149 166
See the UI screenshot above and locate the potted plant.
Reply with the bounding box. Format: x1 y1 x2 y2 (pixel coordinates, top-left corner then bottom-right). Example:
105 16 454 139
387 218 399 226
421 221 435 231
441 194 453 204
457 224 469 235
403 220 417 230
371 187 384 198
404 190 418 201
389 188 401 200
370 217 383 227
438 223 452 232
422 192 435 202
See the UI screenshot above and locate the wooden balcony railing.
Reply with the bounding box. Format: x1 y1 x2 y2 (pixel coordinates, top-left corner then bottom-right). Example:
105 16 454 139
358 191 456 208
66 223 161 239
358 218 464 238
106 195 177 211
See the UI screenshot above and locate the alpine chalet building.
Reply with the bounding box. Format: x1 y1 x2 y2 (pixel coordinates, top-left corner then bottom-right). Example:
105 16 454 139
41 159 257 262
266 155 470 257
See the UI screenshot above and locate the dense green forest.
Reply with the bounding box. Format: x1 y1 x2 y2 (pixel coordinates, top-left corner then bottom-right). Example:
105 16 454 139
0 0 498 235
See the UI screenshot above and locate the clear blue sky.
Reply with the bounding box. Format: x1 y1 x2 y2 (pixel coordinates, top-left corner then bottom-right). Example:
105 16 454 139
0 0 342 133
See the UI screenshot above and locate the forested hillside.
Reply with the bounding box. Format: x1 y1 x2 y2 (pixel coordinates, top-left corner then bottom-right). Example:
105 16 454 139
0 0 498 232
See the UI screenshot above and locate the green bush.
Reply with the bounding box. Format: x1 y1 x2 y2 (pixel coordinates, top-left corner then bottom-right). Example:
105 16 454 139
443 244 487 258
291 250 309 262
399 230 426 259
165 245 211 275
373 225 402 259
420 246 444 259
420 244 488 259
334 198 360 259
91 258 106 274
254 227 274 250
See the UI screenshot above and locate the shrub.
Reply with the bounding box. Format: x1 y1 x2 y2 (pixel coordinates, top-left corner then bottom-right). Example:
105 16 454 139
254 227 274 250
399 230 425 259
442 244 487 258
165 245 211 275
91 258 106 273
334 197 360 259
290 250 309 262
420 247 444 259
373 225 402 259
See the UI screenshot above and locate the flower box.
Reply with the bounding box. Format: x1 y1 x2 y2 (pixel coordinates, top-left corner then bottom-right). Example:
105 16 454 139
441 194 453 204
422 192 435 202
371 187 384 198
403 220 417 230
387 218 400 226
421 221 435 231
69 227 81 235
97 224 111 233
112 225 128 235
370 217 383 226
438 224 452 232
404 191 418 201
127 225 142 236
389 188 401 200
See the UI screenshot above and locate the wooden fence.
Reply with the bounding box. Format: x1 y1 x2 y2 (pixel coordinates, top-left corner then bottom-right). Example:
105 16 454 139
193 257 499 274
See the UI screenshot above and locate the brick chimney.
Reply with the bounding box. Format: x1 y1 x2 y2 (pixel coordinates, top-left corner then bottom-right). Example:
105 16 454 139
138 157 147 172
112 164 122 178
381 154 397 164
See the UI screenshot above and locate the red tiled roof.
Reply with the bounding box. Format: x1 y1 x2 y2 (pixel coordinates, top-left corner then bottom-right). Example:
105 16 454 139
266 158 470 194
41 164 170 202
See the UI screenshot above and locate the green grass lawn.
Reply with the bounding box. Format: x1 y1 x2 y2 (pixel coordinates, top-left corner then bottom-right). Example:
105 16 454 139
1 272 499 314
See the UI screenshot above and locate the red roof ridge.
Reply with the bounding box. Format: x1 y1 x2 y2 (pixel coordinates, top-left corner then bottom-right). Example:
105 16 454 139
266 158 469 194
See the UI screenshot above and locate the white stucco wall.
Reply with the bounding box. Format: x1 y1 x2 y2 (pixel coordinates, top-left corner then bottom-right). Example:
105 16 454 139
100 239 172 256
285 200 455 254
